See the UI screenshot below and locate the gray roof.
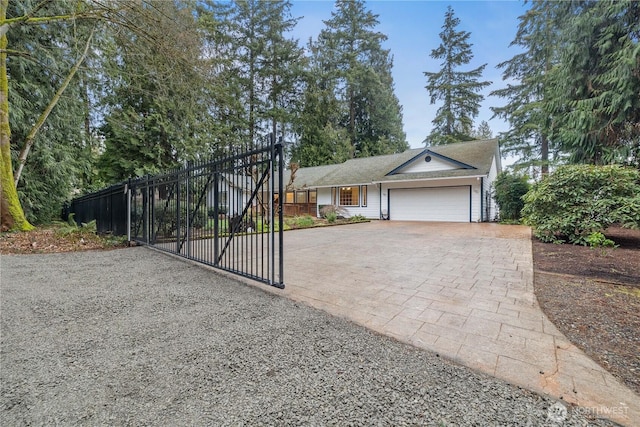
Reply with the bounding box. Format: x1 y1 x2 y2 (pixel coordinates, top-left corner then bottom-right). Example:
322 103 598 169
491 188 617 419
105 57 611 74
284 139 499 190
281 163 341 190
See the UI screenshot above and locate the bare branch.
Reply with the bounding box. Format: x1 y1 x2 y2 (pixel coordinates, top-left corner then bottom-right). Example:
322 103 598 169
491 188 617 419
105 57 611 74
0 48 34 61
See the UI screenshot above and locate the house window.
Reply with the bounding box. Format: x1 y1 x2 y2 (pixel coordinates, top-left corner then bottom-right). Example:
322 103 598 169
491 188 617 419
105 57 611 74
309 190 317 204
285 191 295 204
295 191 307 204
361 185 367 207
339 186 360 206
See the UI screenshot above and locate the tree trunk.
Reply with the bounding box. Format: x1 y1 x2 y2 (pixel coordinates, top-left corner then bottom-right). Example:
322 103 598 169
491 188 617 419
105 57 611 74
0 0 32 231
541 134 549 176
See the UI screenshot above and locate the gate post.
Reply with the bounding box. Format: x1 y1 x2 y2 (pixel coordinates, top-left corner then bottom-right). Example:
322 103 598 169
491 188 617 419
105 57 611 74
126 179 131 243
213 171 219 266
269 134 284 288
148 176 154 245
185 163 191 258
277 136 284 287
176 173 181 253
142 178 149 244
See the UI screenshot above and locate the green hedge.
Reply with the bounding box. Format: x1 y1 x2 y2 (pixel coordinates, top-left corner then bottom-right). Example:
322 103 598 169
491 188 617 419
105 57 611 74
493 172 530 222
522 165 640 245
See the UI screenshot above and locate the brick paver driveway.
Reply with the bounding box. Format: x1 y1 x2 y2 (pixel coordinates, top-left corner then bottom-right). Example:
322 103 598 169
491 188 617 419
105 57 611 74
274 221 638 426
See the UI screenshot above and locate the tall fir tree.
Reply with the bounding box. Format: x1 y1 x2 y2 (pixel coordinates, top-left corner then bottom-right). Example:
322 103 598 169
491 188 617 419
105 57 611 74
216 0 303 150
471 120 493 140
294 0 406 166
196 0 247 153
490 1 565 175
424 6 491 146
291 39 351 167
492 0 640 170
97 0 210 183
259 1 305 146
545 0 640 166
6 0 97 224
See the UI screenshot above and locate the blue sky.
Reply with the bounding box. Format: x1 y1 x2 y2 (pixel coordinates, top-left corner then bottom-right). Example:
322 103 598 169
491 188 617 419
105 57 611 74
289 1 529 148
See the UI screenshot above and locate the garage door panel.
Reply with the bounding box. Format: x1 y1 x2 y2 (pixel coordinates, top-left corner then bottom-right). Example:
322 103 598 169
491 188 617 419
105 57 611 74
390 186 470 222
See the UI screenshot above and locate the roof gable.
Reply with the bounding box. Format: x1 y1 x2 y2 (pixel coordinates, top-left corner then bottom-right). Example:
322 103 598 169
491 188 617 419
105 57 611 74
387 149 476 175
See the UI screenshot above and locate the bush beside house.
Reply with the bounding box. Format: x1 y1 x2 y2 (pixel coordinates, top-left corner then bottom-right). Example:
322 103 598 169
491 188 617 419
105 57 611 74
522 165 640 245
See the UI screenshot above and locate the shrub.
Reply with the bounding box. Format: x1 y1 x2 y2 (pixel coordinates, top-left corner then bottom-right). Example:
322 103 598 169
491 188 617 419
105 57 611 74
350 214 367 222
325 211 337 223
585 231 617 249
154 204 207 235
522 164 640 245
294 215 315 228
319 204 348 219
493 172 530 222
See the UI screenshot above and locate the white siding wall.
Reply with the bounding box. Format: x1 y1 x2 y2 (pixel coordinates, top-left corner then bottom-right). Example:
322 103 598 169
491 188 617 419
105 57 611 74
316 188 332 217
207 183 246 215
348 184 380 218
316 185 381 219
381 178 482 222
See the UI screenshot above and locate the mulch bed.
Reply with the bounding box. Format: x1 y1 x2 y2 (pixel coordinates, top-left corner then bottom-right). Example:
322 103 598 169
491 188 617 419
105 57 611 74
0 227 126 254
533 226 640 396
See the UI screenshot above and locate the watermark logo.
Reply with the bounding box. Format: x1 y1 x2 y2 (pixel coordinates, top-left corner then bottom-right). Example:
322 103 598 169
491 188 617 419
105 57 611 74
546 402 629 425
547 402 568 423
574 405 629 417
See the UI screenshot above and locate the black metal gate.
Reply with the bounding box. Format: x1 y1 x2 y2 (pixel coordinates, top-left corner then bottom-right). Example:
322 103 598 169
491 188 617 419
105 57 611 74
129 141 284 288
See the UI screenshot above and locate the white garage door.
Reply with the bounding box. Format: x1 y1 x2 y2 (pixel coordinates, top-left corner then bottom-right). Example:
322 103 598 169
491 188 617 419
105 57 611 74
389 186 470 222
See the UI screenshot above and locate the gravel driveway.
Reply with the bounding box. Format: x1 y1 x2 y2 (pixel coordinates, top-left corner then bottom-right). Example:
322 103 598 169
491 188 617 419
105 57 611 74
1 247 615 426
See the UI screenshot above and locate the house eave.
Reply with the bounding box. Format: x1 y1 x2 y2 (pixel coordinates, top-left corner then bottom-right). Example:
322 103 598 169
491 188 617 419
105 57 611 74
373 174 488 185
305 182 373 189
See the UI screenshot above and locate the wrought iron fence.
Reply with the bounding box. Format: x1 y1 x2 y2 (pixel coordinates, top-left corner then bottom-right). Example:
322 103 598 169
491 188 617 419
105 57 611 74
129 141 284 288
68 141 284 289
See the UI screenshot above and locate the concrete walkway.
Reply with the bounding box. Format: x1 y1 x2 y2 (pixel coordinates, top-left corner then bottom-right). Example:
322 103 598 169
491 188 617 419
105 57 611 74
267 221 639 426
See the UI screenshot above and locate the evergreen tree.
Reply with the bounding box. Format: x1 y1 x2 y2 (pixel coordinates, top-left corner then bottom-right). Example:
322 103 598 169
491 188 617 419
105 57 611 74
1 0 215 229
214 0 303 150
493 1 640 171
97 1 210 182
546 0 640 166
471 120 493 140
196 1 247 152
298 0 406 164
259 1 305 146
491 1 574 175
290 39 351 167
424 6 491 146
6 0 96 224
